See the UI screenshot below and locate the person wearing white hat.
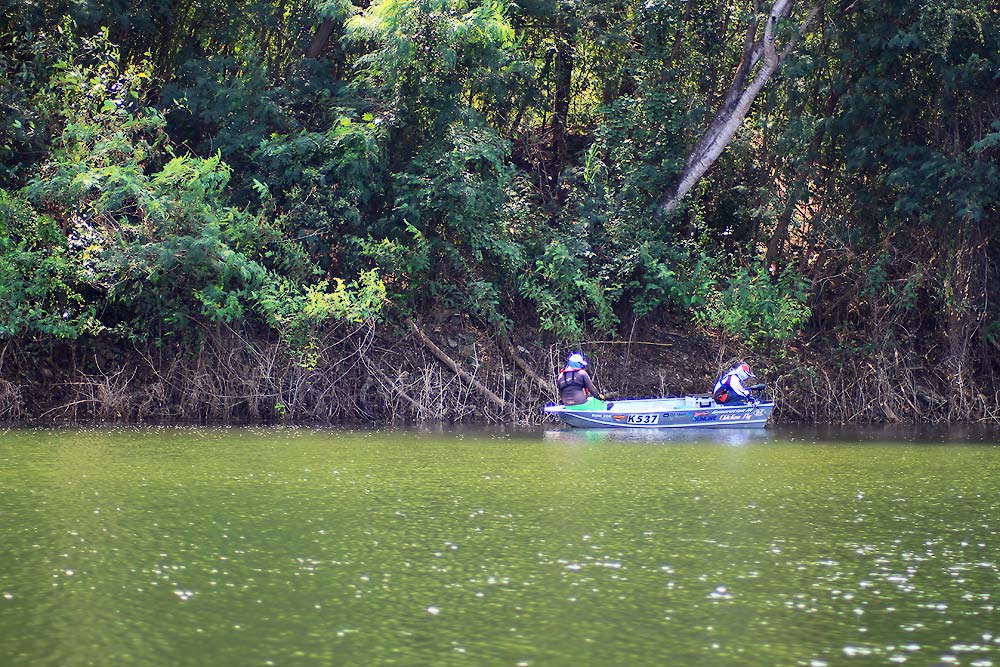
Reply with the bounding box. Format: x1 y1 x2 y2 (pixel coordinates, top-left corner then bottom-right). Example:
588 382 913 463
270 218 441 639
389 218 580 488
557 352 606 407
712 362 757 405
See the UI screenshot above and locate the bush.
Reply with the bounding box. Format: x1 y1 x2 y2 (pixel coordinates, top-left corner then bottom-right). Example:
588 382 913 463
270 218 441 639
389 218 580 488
12 28 385 349
0 190 99 338
697 266 812 345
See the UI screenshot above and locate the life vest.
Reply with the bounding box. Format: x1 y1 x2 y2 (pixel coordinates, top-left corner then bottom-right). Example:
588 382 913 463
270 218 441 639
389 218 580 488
713 372 738 402
557 369 588 392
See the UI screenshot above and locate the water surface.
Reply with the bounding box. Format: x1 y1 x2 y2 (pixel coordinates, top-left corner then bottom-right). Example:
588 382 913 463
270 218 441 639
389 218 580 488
1 426 998 666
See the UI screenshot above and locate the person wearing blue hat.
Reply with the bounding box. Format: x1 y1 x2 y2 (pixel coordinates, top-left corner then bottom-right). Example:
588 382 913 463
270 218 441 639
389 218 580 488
557 352 606 408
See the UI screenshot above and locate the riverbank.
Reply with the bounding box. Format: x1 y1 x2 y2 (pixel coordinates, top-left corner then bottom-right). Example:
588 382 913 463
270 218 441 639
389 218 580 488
2 313 997 425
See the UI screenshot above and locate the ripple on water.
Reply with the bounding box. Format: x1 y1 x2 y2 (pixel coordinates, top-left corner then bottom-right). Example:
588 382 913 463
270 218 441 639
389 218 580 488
3 428 1000 666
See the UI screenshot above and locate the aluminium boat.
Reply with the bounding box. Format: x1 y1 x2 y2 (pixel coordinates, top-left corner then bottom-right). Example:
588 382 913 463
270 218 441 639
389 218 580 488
544 395 774 429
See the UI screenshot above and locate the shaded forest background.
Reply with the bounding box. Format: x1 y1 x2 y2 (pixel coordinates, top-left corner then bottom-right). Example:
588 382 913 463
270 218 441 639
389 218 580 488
1 0 998 423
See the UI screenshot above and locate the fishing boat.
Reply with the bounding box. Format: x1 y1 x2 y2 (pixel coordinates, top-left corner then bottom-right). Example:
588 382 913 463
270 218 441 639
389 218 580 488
544 395 774 429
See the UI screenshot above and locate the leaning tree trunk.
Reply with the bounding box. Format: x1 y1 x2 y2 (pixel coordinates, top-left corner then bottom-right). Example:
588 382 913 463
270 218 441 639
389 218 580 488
658 0 823 217
306 18 336 58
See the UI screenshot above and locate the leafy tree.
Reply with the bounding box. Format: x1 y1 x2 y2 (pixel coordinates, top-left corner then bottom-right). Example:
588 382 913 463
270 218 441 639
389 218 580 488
7 26 384 351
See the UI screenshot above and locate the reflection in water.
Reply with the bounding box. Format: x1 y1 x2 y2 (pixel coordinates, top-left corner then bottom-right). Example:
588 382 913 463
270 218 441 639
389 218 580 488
0 427 999 666
542 426 776 447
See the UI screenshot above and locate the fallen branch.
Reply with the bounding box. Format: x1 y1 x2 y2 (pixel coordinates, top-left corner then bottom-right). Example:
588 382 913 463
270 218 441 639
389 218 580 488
498 334 554 395
37 398 102 420
365 359 427 416
407 319 509 412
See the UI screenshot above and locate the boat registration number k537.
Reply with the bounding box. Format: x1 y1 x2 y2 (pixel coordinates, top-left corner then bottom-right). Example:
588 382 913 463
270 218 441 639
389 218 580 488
626 414 659 425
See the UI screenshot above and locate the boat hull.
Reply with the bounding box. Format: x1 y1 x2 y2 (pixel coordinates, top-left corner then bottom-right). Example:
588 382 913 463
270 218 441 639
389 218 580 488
544 396 774 429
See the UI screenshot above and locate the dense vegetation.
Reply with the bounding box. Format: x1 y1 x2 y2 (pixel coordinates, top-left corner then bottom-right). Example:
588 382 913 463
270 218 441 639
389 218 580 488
1 0 998 422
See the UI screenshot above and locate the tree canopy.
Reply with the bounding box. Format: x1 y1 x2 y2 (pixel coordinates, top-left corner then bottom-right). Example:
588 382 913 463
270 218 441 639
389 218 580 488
2 0 998 409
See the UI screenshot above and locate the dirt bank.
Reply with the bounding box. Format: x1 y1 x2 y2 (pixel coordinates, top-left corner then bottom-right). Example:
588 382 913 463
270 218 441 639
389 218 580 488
1 314 997 425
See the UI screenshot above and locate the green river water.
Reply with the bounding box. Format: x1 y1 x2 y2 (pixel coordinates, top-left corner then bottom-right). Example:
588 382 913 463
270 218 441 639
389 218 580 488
1 426 998 667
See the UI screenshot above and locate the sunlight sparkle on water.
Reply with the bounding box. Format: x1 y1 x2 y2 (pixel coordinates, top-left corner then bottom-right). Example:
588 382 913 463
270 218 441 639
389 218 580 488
4 427 1000 667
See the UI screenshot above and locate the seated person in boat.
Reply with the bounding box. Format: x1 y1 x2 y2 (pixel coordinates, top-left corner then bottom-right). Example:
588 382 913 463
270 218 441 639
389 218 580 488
712 362 757 405
557 353 606 408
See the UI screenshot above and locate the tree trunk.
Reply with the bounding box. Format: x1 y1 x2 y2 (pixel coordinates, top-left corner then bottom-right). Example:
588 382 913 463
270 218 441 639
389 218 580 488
306 18 336 59
550 7 576 194
658 0 823 217
764 175 806 276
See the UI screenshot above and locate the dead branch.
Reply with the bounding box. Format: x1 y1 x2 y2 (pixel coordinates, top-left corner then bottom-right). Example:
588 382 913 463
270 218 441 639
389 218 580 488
498 334 554 395
364 357 427 417
407 318 509 412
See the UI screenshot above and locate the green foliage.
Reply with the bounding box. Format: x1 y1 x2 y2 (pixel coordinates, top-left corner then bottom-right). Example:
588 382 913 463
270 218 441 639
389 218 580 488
6 26 384 351
367 120 521 328
697 267 812 346
4 0 1000 379
519 238 617 340
789 0 1000 343
348 0 515 93
252 112 386 271
0 190 99 338
626 242 717 318
0 13 55 188
347 0 517 151
586 91 688 216
862 252 922 313
391 121 515 259
162 55 286 195
256 270 386 366
984 319 1000 350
